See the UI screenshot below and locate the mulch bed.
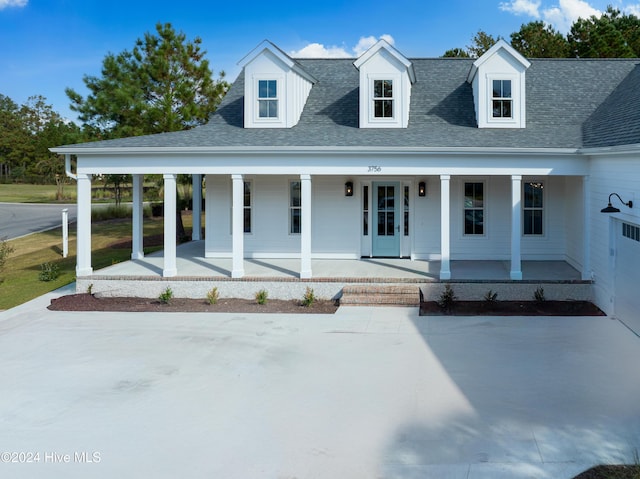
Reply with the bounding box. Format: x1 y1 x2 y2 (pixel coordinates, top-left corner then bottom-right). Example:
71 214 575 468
48 293 339 314
420 300 605 316
572 465 640 478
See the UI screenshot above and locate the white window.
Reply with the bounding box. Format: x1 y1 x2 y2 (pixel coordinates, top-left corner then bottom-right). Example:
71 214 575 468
229 181 252 234
258 80 278 118
243 181 252 233
492 80 512 118
362 185 369 236
289 180 301 234
464 182 484 235
373 79 393 118
623 223 640 242
523 182 543 235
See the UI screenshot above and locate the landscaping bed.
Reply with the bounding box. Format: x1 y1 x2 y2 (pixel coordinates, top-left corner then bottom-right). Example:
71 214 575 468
420 300 605 316
48 293 339 314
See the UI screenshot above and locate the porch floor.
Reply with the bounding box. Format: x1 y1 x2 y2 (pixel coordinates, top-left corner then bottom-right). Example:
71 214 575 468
95 241 584 282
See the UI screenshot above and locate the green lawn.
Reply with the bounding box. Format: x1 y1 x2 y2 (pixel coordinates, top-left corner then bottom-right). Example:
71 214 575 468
0 184 74 203
0 217 172 310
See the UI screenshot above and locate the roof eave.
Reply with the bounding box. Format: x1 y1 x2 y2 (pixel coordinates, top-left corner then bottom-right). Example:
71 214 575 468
51 145 580 157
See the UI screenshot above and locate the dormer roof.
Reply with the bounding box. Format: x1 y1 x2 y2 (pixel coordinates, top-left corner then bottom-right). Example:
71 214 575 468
467 39 531 83
353 39 416 84
238 40 317 84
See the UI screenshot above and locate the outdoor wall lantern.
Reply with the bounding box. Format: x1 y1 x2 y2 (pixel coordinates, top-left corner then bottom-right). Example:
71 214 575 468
418 181 426 197
601 193 633 213
345 181 354 197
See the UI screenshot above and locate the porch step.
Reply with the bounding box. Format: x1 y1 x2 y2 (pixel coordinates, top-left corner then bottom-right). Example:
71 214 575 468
340 285 421 306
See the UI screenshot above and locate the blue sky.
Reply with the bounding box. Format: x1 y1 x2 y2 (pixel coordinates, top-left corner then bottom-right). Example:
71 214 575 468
1 0 638 122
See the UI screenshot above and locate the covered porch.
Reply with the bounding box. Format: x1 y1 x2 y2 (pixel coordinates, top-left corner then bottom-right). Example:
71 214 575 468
95 240 583 282
77 240 593 303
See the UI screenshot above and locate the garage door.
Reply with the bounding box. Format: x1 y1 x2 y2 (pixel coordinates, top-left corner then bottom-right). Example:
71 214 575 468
614 221 640 335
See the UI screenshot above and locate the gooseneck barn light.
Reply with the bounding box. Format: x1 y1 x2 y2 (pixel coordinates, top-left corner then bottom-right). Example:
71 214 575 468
601 193 633 213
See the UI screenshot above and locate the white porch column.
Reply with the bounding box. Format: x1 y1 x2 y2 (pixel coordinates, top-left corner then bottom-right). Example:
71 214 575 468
440 175 451 280
231 174 245 278
163 174 178 277
192 174 202 241
510 175 523 280
76 173 93 276
131 174 144 260
582 175 591 280
300 174 312 279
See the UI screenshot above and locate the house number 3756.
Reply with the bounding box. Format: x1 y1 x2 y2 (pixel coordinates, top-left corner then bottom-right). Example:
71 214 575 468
368 166 382 172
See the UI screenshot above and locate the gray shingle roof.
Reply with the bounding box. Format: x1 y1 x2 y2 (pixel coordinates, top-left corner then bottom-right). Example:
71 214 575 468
59 57 640 151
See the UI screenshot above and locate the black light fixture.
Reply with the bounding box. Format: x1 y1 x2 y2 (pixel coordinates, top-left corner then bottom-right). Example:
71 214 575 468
345 181 354 197
418 181 426 197
601 193 633 213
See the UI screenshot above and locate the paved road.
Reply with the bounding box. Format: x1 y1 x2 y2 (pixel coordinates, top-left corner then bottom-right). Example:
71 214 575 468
0 203 77 240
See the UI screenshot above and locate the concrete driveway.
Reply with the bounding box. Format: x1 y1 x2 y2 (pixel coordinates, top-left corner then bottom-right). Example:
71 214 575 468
1 288 639 479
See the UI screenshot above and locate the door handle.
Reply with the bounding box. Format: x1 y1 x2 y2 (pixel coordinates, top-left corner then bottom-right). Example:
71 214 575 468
396 225 400 232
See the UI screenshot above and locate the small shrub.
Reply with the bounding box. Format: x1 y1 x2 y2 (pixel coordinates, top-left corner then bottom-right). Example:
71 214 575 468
38 262 60 282
483 290 498 302
255 289 268 305
437 284 457 312
0 237 14 272
301 287 316 307
87 283 94 295
206 287 219 305
534 286 546 303
159 287 173 304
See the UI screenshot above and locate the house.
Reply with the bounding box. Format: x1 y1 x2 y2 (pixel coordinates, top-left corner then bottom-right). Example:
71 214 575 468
52 39 640 331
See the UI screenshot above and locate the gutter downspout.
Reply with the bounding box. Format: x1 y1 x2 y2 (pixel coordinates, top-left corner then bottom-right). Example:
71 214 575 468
65 154 77 180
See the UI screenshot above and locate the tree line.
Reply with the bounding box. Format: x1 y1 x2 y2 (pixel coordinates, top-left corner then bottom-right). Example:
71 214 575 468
444 7 640 58
1 23 229 193
2 12 639 191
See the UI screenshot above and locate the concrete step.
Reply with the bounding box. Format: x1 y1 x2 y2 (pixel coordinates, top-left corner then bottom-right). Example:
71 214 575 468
340 284 421 306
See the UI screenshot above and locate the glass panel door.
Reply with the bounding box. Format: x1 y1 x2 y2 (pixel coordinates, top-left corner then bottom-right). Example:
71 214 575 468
372 182 400 257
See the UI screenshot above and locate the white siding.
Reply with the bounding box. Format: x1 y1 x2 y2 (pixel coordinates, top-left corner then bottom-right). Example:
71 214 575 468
205 175 360 258
311 176 361 256
520 176 567 260
564 176 585 271
243 49 313 129
589 154 640 315
413 177 441 258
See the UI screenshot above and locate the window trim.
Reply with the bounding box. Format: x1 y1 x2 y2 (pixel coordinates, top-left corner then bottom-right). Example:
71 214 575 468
243 180 252 234
373 79 394 119
289 180 301 235
368 74 400 124
491 79 513 119
523 181 544 236
229 180 253 235
463 181 486 237
255 78 280 122
485 73 518 126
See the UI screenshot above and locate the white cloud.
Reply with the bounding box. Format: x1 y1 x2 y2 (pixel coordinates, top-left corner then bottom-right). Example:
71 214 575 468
500 0 604 32
625 4 640 15
542 0 601 32
289 42 351 58
499 0 542 17
290 35 396 59
0 0 27 9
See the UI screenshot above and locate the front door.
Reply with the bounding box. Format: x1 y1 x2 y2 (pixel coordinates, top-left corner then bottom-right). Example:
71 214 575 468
372 182 401 257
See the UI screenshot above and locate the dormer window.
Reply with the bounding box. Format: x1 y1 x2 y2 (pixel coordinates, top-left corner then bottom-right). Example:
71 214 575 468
492 80 512 118
258 80 278 118
353 39 415 129
467 39 530 129
373 80 394 118
239 40 316 129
